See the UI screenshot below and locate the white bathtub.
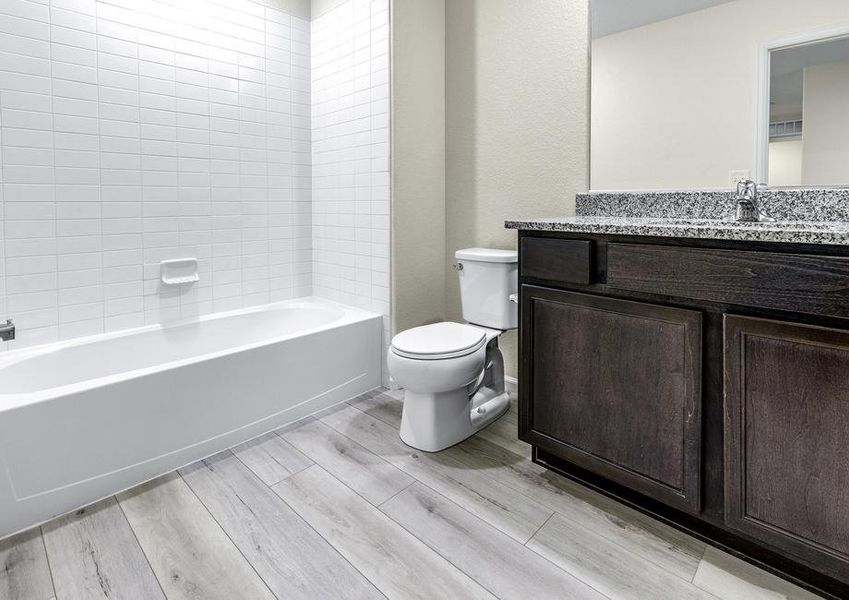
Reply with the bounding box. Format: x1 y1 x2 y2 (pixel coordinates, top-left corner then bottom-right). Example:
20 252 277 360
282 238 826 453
0 297 382 538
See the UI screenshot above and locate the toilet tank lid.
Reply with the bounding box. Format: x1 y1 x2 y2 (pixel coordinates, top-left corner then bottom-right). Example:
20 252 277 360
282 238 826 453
455 248 517 263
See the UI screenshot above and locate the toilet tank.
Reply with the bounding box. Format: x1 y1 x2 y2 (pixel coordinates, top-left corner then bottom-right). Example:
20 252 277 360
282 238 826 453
455 248 518 330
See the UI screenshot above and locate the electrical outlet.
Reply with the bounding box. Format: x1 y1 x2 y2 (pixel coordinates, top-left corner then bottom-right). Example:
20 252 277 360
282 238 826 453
729 170 751 186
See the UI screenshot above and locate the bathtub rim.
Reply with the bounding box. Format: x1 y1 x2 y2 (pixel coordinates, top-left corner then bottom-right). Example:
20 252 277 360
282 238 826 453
0 296 382 408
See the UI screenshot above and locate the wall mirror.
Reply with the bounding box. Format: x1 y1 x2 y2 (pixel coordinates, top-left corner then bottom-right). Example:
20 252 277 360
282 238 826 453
589 0 849 191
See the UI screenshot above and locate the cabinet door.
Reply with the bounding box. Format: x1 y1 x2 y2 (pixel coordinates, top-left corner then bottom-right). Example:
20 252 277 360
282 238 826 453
725 315 849 582
521 286 703 514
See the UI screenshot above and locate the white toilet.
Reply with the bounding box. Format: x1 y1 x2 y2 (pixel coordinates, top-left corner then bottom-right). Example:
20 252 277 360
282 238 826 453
387 248 518 452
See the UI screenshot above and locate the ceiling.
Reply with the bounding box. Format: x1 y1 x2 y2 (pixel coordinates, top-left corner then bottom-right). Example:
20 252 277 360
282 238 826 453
770 35 849 120
591 0 736 38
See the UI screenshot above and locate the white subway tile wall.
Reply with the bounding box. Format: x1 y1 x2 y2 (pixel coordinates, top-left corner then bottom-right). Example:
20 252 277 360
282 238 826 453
310 0 390 358
0 0 315 349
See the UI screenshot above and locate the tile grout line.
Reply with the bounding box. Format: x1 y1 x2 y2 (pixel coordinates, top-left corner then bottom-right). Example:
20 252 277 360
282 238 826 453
114 494 170 600
0 77 6 350
95 0 109 337
48 0 59 344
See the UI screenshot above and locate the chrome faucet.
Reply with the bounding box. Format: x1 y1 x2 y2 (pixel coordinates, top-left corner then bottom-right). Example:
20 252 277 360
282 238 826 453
0 319 14 342
735 180 774 223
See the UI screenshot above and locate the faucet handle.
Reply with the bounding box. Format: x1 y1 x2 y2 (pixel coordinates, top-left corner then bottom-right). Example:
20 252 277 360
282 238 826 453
736 179 756 199
0 319 15 342
735 179 768 200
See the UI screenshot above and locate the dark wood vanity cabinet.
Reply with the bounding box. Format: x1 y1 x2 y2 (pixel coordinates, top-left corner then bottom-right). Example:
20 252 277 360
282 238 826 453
518 232 849 598
724 315 849 583
523 287 703 514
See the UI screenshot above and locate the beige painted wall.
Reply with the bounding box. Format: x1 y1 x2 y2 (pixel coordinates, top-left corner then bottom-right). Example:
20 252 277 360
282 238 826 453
391 0 447 335
444 0 590 377
802 60 849 186
768 138 803 187
591 0 849 190
310 0 343 19
263 0 310 19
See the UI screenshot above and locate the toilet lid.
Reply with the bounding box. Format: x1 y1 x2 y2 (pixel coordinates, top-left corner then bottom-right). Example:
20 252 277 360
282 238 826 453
391 322 487 360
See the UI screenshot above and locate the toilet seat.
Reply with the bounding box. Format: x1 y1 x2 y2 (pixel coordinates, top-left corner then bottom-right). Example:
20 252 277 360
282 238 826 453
390 322 486 360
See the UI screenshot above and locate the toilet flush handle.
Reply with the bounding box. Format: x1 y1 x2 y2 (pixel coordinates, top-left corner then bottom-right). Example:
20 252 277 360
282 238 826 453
509 293 519 304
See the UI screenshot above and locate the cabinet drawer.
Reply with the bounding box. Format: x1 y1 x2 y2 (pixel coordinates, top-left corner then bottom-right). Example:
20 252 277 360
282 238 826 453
607 243 849 318
520 238 591 284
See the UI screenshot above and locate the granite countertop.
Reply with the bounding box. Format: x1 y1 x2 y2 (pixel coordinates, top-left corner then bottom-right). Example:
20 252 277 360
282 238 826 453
504 215 849 245
505 189 849 245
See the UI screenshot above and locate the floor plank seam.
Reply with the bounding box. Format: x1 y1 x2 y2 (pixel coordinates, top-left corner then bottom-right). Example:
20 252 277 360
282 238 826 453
345 397 400 428
267 471 391 600
293 446 403 510
379 479 616 600
526 502 719 597
691 544 709 584
317 401 554 545
376 481 417 508
374 482 511 600
176 459 284 600
231 443 308 488
519 512 702 600
327 393 713 588
440 442 708 586
358 394 711 595
5 387 819 600
523 511 556 546
115 495 170 600
37 525 58 600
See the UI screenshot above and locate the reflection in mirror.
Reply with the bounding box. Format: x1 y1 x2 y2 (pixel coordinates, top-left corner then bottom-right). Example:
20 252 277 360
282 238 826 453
769 36 849 187
590 0 849 191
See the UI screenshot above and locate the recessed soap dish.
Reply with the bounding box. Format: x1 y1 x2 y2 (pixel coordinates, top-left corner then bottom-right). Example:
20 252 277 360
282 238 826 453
160 258 199 285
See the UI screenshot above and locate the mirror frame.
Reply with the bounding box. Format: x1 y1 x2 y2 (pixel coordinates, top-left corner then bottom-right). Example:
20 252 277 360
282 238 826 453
756 25 849 186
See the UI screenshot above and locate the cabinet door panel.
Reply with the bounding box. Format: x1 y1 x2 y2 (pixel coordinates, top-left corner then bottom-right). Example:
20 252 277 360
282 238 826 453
725 315 849 581
522 287 702 513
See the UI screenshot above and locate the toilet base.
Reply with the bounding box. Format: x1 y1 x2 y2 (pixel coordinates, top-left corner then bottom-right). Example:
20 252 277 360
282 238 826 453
399 385 510 452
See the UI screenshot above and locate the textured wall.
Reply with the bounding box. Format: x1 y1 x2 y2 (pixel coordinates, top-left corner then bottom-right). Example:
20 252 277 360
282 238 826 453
0 0 312 349
444 0 590 377
390 0 446 336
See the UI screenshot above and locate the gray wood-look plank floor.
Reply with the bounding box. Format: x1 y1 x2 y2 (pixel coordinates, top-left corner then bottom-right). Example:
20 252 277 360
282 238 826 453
0 388 825 600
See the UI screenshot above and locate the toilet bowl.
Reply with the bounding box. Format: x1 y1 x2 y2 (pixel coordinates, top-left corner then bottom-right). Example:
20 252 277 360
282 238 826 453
388 248 518 452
